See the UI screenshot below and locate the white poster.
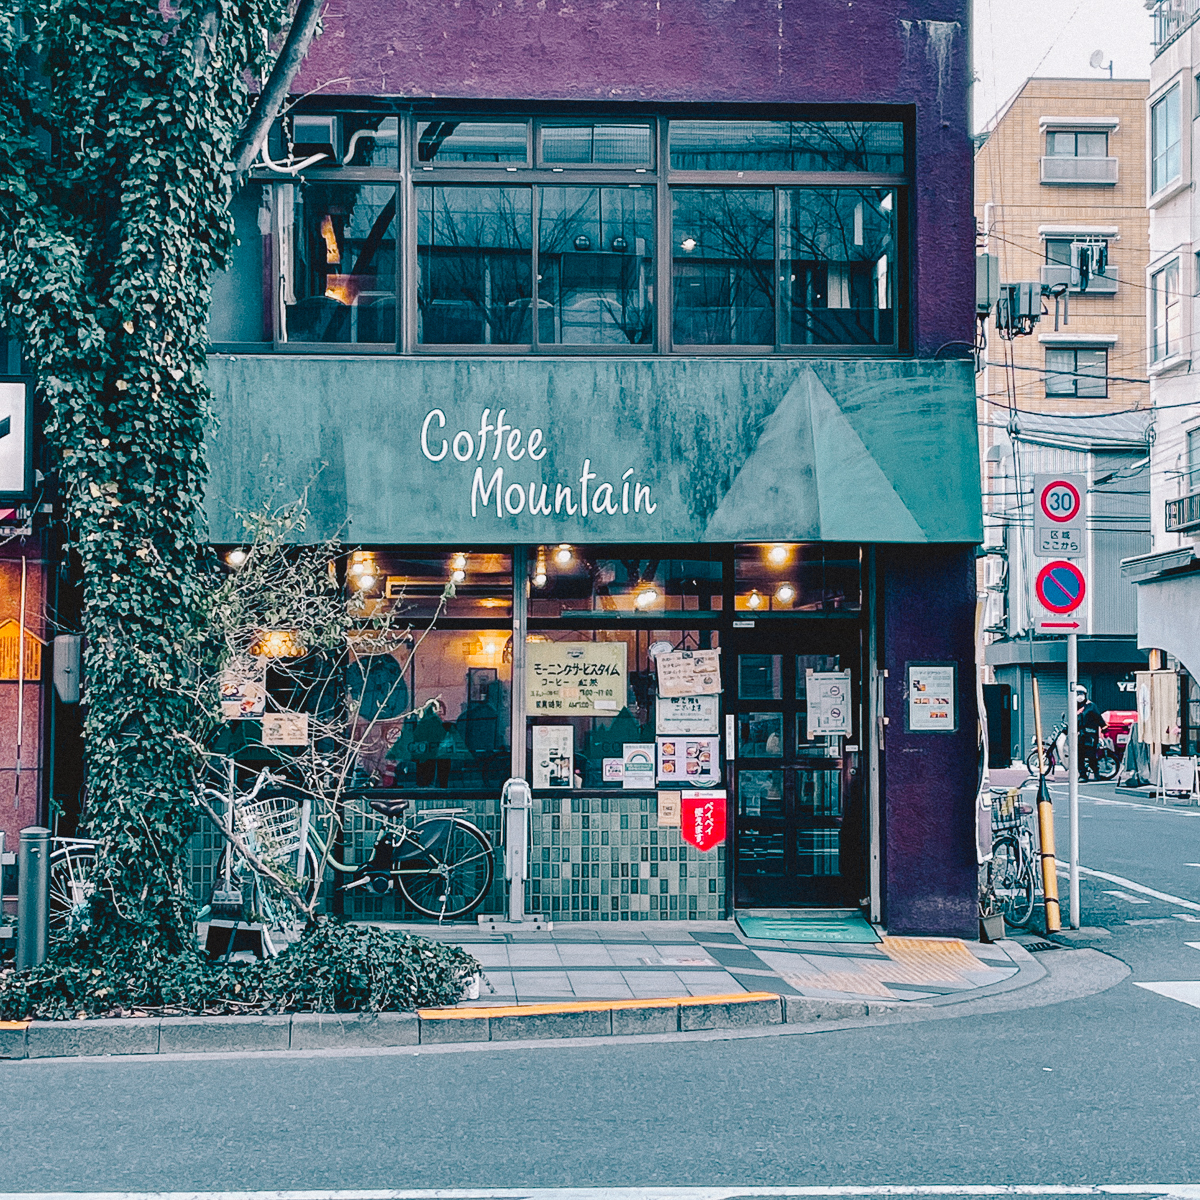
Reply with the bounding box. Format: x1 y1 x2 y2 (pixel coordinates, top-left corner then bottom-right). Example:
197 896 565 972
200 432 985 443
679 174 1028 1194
527 641 627 715
262 713 310 746
532 725 574 788
220 668 266 719
806 671 852 738
622 742 656 790
655 649 722 697
655 693 720 735
906 662 957 733
656 736 721 787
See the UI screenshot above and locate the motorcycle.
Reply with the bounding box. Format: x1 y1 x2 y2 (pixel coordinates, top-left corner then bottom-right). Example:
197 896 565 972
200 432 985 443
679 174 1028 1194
1026 712 1117 780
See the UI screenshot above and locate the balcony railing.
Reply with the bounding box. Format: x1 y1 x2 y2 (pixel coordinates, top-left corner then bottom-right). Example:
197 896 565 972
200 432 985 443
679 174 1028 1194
1040 264 1119 294
1152 0 1200 53
1165 489 1200 533
1040 157 1118 186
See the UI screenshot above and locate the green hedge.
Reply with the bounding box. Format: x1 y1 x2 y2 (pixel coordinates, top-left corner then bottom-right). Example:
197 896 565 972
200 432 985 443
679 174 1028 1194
0 918 479 1021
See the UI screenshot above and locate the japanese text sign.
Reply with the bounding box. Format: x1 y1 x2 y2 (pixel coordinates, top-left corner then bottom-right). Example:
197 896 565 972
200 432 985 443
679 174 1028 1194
681 790 726 852
655 649 722 697
527 641 627 716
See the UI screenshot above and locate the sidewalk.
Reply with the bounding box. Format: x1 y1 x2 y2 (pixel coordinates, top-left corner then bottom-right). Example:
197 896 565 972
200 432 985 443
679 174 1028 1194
383 921 1033 1009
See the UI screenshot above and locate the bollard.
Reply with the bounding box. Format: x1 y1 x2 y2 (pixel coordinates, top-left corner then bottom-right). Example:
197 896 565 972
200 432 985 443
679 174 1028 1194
16 826 50 971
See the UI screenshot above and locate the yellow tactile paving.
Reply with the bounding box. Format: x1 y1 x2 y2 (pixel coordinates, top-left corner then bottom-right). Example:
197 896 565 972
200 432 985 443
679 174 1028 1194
778 938 994 1000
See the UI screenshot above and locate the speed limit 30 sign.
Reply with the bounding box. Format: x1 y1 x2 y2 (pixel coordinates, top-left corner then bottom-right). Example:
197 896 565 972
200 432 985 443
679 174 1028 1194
1033 473 1084 557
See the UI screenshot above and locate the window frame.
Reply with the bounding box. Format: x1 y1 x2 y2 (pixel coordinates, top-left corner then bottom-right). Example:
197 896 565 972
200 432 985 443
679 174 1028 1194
1045 130 1109 159
1044 347 1109 399
1151 83 1182 197
1151 258 1181 362
237 107 911 358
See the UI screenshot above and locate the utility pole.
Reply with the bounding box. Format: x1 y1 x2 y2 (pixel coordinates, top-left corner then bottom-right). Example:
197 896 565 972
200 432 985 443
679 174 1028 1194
1067 632 1080 929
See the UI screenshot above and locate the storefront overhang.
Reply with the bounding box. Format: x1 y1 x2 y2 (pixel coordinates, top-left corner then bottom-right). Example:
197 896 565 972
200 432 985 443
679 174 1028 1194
985 636 1146 668
1129 557 1200 681
205 357 981 546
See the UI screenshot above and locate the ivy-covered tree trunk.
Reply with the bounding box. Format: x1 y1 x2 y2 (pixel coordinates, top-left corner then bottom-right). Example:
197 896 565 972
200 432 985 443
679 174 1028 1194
0 1 318 955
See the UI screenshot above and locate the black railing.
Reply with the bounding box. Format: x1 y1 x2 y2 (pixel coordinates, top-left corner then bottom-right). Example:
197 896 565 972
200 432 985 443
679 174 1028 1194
1165 489 1200 532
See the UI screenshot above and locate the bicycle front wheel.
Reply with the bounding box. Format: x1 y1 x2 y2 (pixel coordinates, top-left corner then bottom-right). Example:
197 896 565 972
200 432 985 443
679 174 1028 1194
49 845 100 934
397 817 494 920
987 835 1034 929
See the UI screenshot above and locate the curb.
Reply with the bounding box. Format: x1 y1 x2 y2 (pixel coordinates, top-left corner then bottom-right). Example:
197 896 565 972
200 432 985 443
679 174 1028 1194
0 991 893 1061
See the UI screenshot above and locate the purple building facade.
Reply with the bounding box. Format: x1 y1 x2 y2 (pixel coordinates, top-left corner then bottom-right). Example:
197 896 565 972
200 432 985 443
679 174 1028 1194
204 0 982 934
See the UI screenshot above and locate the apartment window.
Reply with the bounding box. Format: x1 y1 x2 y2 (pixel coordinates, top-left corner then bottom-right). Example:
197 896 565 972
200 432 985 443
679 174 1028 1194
1045 131 1108 157
1188 427 1200 490
1152 260 1181 362
1045 348 1107 398
1151 84 1182 195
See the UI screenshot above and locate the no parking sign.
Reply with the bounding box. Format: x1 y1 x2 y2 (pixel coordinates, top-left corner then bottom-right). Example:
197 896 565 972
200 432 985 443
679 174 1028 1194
1035 560 1088 632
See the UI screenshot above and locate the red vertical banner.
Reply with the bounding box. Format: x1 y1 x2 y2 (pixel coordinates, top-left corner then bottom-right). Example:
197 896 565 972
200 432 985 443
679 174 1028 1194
681 790 726 852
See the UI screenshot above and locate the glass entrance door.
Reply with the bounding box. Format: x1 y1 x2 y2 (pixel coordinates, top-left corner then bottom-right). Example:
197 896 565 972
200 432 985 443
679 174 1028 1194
730 624 865 907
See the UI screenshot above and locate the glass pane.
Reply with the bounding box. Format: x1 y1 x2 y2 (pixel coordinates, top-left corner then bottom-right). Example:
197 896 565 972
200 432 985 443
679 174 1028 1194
542 123 653 166
417 187 533 345
417 120 528 164
781 188 894 347
537 187 655 345
735 544 861 613
528 548 722 615
352 628 512 791
1075 350 1107 398
737 769 784 818
670 121 903 172
1076 132 1107 158
1046 131 1076 157
342 115 400 168
209 187 267 343
350 550 512 619
738 712 783 757
739 654 782 699
1045 349 1075 396
281 183 396 344
1045 239 1072 266
673 189 774 345
796 769 842 816
796 828 840 876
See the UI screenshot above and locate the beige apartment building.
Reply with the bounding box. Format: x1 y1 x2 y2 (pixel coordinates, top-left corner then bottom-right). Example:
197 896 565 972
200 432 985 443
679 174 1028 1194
975 78 1152 763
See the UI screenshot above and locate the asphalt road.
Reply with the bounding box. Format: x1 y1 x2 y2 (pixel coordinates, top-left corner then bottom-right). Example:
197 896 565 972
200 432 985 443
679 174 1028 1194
2 781 1199 1192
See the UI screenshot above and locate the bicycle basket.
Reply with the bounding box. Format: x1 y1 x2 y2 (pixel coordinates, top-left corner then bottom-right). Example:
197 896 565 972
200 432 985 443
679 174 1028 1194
232 793 303 866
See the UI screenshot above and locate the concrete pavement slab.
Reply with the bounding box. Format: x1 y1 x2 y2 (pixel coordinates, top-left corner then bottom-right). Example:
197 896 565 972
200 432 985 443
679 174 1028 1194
25 1016 160 1059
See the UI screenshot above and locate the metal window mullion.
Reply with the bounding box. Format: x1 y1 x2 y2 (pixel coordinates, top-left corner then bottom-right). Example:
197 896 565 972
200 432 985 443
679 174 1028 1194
657 118 672 352
400 113 414 353
531 184 541 352
774 185 782 351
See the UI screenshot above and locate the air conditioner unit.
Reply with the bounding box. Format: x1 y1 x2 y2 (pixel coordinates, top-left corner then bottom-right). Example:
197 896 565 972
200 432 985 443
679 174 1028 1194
292 114 339 164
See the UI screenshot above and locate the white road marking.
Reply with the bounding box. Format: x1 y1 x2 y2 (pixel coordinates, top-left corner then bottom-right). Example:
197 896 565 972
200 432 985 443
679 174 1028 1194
1057 862 1200 912
3 1189 1199 1200
1088 796 1200 817
1186 864 1200 868
1102 890 1150 904
1175 914 1200 923
1135 981 1200 1010
1185 942 1200 951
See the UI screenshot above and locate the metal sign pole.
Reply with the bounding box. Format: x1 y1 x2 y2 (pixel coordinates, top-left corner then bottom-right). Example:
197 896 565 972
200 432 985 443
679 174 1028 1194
1067 632 1080 929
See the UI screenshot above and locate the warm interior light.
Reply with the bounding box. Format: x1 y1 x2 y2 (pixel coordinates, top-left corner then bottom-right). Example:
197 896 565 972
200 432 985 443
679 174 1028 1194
225 548 248 568
451 553 467 570
767 544 789 566
250 629 306 658
555 543 573 566
320 215 340 263
747 590 762 610
356 573 377 590
533 570 548 589
775 583 796 603
635 586 659 609
451 568 466 583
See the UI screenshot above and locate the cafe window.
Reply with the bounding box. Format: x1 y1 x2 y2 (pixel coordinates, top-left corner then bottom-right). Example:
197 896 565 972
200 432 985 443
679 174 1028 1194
279 182 397 345
540 122 653 167
417 120 529 165
734 543 862 612
528 546 723 616
349 549 513 619
669 120 904 173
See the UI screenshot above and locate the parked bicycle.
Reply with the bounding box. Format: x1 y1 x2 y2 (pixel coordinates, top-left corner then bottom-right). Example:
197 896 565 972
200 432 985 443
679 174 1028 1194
203 769 495 924
48 836 102 934
1026 713 1117 780
983 786 1040 929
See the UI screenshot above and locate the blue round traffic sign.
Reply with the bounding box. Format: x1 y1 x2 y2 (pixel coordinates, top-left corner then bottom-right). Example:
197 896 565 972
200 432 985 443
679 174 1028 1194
1035 560 1086 614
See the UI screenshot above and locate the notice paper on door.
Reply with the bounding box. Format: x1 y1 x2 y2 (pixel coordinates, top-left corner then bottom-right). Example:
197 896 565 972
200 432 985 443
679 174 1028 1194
657 736 721 787
655 649 722 697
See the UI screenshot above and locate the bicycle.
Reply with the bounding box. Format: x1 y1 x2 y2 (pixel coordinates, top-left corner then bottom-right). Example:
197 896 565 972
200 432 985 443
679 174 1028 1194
1026 714 1117 781
204 770 495 924
984 786 1040 929
48 836 101 934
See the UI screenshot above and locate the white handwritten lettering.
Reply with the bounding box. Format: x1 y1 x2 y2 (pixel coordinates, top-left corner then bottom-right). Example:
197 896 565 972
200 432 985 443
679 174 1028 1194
421 409 448 462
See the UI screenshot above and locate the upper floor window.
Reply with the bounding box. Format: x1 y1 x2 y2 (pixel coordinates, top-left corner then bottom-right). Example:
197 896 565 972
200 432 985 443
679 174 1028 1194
1045 348 1107 398
1188 426 1200 490
1046 131 1108 158
217 109 910 356
1151 84 1182 195
1152 259 1181 361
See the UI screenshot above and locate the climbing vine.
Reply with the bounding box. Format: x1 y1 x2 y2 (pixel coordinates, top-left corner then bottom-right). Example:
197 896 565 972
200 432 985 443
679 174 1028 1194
0 1 323 959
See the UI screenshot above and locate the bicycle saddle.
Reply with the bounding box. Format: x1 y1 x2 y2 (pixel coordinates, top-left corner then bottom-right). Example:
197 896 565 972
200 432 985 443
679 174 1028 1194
368 797 409 816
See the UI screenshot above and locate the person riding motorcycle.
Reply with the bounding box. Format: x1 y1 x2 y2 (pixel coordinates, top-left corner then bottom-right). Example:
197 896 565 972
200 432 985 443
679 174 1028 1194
1076 685 1105 781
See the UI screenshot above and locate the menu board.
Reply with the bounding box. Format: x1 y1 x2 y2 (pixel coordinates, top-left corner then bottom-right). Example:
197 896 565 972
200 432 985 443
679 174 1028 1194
655 649 722 697
532 725 574 788
656 694 720 735
906 662 957 733
527 642 627 716
657 736 721 787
